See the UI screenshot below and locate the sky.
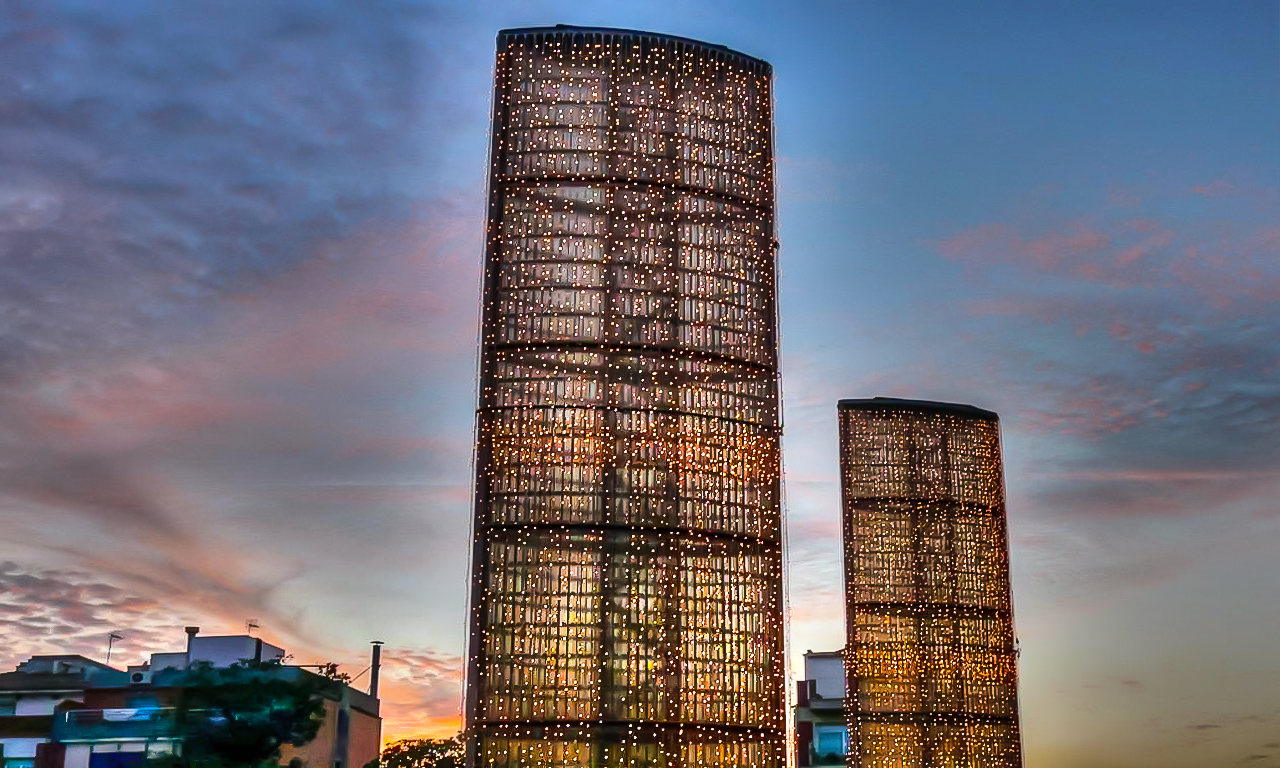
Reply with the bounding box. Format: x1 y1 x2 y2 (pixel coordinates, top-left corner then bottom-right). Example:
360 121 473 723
0 1 1277 765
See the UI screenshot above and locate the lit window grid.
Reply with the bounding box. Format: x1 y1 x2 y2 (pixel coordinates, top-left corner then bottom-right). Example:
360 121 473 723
492 184 775 367
475 723 782 768
838 407 1022 768
487 349 778 426
468 28 784 767
480 406 780 538
477 529 781 727
496 36 772 208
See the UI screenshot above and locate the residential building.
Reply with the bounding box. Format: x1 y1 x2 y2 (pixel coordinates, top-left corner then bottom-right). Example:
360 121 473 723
0 630 380 768
465 25 785 767
794 651 848 767
838 398 1023 768
0 656 121 768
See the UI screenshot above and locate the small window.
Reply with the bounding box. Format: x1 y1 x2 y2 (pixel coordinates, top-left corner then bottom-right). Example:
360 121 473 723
7 759 37 768
814 725 849 758
0 696 15 715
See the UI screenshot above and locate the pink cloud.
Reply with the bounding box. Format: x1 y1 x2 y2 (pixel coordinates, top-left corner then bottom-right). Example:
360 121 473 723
1043 469 1280 482
935 214 1280 313
1191 179 1235 197
0 200 485 673
378 648 464 740
1107 185 1142 208
0 564 201 670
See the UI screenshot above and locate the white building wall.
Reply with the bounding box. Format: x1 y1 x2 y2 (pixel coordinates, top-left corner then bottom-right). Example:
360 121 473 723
805 654 846 700
0 736 42 758
147 653 188 671
15 694 72 715
63 745 92 768
188 636 284 667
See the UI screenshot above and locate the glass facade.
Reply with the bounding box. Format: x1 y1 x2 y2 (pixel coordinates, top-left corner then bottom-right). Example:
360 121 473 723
466 26 784 767
838 399 1022 768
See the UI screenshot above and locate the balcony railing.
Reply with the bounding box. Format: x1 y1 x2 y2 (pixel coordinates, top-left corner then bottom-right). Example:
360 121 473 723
53 708 180 741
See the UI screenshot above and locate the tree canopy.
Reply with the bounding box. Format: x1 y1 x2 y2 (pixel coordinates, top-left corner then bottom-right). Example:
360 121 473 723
364 736 464 768
147 660 328 768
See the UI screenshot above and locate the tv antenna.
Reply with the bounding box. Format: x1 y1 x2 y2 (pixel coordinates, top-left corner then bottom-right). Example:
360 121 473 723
245 619 259 635
106 632 123 664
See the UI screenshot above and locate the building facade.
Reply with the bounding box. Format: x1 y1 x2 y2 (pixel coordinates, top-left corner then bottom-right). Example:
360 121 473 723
794 651 849 767
0 632 380 768
837 398 1022 768
466 25 785 767
0 656 118 768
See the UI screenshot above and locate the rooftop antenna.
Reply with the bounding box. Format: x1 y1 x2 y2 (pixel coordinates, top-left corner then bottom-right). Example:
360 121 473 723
106 632 123 664
245 618 259 636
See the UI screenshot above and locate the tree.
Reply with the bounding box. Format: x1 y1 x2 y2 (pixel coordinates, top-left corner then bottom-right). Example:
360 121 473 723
147 660 329 768
314 662 352 683
364 736 464 768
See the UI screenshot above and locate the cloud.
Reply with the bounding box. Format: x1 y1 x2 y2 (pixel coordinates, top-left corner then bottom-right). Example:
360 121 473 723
0 0 487 682
0 1 442 384
0 198 482 654
933 216 1267 295
924 186 1280 465
0 562 198 668
378 648 465 740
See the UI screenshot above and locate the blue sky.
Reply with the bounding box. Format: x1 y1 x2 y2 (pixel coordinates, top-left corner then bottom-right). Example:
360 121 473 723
1 1 1277 764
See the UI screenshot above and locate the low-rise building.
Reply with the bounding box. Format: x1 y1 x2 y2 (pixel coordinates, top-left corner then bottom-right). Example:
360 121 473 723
0 630 380 768
0 656 124 768
795 650 848 767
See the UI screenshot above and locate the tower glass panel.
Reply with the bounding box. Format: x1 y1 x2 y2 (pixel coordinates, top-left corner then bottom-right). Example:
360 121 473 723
838 398 1023 768
466 26 784 767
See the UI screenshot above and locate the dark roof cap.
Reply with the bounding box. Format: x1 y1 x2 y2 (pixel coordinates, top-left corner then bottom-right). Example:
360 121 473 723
498 25 769 71
838 397 998 422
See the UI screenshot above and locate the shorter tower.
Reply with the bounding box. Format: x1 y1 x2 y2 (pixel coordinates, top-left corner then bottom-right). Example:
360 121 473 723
837 398 1022 768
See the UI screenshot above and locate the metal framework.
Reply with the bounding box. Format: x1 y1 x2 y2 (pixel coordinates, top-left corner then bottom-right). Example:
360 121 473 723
837 399 1022 768
465 26 785 767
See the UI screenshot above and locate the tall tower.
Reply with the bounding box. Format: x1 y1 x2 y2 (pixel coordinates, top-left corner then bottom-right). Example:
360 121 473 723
466 26 785 767
837 398 1022 768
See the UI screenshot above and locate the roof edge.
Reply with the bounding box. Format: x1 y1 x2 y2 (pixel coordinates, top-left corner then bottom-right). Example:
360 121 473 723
497 25 770 71
838 396 999 422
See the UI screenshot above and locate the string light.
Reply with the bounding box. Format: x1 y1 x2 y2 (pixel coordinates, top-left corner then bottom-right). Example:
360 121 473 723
465 26 785 767
838 400 1024 768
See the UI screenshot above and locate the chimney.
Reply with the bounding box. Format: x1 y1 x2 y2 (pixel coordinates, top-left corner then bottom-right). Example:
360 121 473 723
184 627 200 668
369 641 384 698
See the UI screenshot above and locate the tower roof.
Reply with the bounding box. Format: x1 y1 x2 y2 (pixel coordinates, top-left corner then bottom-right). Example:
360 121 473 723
837 396 999 422
497 24 770 72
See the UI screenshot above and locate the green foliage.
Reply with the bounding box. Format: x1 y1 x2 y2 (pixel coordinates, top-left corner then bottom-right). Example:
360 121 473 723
146 660 328 768
363 735 464 768
315 662 352 682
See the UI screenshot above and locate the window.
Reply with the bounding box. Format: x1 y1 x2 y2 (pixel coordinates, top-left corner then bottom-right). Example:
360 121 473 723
814 725 849 758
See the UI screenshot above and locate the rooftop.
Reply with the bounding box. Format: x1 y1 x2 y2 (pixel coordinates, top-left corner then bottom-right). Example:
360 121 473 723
838 396 999 422
498 24 769 71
